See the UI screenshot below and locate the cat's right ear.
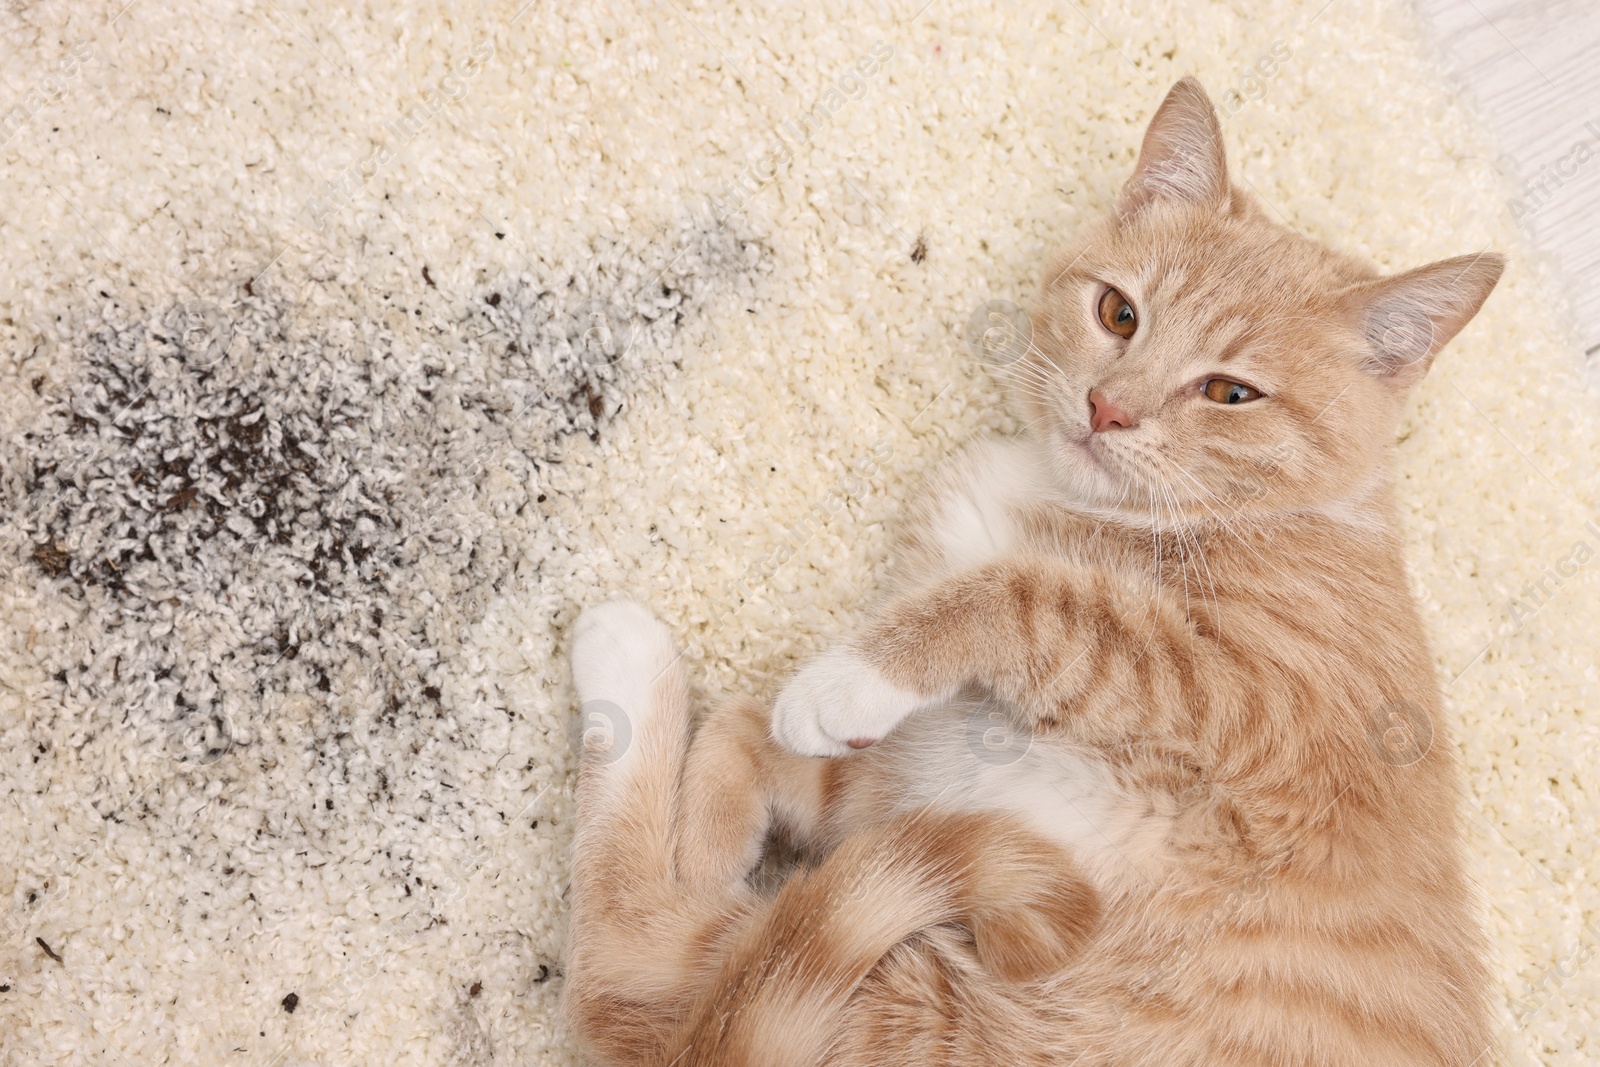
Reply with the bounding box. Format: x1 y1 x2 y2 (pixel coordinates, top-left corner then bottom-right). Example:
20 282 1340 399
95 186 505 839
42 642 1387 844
1116 77 1229 217
1337 252 1505 388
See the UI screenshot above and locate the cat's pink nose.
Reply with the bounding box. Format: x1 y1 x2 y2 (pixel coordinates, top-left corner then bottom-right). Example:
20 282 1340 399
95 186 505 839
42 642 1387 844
1088 389 1133 432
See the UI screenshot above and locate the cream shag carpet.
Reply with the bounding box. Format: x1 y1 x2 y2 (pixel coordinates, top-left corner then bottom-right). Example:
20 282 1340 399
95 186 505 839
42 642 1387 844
0 0 1595 1063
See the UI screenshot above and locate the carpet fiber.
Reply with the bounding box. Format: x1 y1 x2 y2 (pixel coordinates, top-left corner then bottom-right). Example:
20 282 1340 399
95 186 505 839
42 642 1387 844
0 0 1595 1063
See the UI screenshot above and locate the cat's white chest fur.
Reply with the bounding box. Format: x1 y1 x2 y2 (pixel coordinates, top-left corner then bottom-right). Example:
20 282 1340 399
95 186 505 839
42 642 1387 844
779 434 1178 880
885 703 1177 894
918 436 1061 574
898 441 1177 887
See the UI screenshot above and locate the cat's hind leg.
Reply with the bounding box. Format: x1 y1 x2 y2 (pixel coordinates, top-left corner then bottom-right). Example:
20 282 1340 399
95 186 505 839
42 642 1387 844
661 809 1103 1067
673 695 831 895
565 600 742 1060
565 602 1100 1065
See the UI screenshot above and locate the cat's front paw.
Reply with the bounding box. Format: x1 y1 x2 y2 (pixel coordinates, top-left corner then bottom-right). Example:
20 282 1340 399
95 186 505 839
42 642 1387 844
770 648 925 757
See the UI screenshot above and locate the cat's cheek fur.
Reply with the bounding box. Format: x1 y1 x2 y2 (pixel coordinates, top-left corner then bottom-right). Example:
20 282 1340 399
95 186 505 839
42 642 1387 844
771 647 938 756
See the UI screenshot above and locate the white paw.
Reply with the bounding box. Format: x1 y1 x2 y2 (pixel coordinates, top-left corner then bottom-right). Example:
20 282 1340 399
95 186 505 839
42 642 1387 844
770 647 928 757
570 600 678 767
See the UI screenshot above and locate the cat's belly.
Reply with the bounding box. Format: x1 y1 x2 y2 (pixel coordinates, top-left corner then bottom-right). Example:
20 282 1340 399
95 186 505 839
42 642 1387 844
883 698 1177 894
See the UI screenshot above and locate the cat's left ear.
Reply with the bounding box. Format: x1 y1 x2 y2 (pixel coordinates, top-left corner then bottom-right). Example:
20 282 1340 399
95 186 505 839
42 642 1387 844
1337 253 1505 388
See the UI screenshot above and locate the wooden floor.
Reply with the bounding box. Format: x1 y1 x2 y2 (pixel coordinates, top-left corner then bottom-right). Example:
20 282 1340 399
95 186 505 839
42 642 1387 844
1414 0 1600 357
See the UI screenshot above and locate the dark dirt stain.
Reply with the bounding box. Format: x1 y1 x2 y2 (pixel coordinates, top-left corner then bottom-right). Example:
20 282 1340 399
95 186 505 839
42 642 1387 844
7 216 768 808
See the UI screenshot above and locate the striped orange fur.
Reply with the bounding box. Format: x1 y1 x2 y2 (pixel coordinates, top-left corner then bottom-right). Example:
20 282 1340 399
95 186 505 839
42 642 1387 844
566 77 1503 1066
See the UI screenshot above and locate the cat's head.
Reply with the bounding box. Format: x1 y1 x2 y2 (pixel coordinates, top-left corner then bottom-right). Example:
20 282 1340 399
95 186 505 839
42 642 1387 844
1016 77 1502 522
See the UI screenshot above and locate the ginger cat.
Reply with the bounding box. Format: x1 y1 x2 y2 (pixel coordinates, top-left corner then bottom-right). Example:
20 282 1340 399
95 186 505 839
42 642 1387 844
565 77 1503 1066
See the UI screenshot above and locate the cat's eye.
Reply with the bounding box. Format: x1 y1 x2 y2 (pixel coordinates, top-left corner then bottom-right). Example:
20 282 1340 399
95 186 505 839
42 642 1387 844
1203 378 1262 404
1097 287 1137 339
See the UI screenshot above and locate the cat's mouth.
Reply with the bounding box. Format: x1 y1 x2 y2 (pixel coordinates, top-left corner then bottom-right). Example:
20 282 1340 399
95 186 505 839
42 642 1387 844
1073 430 1111 471
1058 426 1122 491
1055 425 1149 510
